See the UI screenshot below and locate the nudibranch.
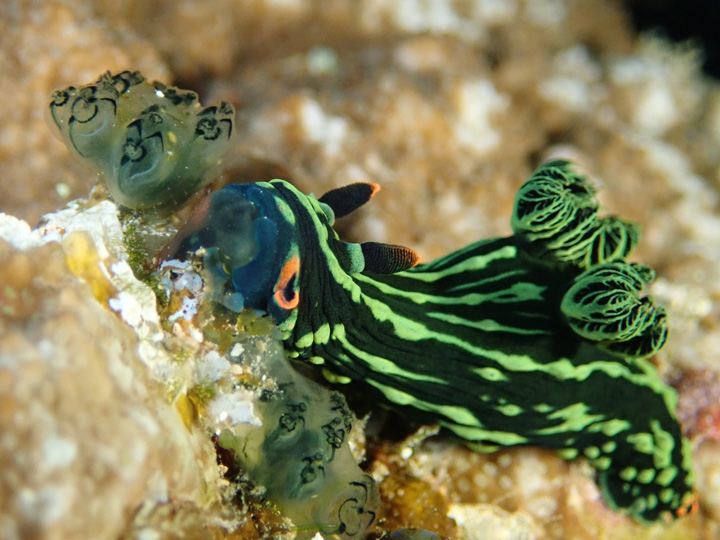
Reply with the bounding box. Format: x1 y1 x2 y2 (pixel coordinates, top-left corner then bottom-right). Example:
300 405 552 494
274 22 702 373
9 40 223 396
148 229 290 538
166 160 696 523
49 71 234 210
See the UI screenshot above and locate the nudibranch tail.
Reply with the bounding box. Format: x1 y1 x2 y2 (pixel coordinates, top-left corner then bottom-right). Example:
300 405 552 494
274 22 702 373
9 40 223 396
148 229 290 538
165 160 694 523
49 70 235 210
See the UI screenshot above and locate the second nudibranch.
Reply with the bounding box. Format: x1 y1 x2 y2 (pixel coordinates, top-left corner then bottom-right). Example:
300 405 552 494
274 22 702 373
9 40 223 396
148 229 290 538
166 160 695 523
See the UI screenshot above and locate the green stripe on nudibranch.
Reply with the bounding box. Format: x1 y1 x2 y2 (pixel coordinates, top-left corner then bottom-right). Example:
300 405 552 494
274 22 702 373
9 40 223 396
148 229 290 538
167 160 696 523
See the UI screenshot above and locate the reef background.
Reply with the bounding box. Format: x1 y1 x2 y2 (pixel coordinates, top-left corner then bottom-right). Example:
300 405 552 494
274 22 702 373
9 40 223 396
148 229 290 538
2 1 720 539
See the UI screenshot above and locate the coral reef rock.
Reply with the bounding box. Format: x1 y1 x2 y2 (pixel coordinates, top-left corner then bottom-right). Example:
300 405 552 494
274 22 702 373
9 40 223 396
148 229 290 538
0 230 214 540
3 0 720 539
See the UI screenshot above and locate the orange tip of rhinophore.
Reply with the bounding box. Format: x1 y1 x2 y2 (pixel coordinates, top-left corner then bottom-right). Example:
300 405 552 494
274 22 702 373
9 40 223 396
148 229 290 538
369 183 381 197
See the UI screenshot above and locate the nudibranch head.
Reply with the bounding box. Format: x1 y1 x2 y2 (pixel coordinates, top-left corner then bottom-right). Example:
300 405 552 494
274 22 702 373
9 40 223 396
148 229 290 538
49 71 235 211
164 180 419 330
165 182 300 318
164 180 419 324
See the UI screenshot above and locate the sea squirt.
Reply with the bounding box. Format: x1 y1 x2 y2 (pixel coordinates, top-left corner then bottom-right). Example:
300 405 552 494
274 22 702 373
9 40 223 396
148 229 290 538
49 71 234 211
215 337 378 539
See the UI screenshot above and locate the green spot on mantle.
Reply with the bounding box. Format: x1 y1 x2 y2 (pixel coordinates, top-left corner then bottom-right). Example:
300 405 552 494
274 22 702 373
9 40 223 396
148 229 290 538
620 467 637 481
558 447 579 460
656 467 678 487
593 456 612 470
637 469 656 484
602 441 617 453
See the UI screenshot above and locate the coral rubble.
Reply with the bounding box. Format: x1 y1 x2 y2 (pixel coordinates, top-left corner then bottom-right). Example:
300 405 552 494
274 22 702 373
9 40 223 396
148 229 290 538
0 222 213 540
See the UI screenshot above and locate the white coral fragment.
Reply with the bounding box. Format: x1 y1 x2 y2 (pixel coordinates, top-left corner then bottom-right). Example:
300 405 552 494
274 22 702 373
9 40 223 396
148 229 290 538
299 97 348 157
0 213 44 250
208 392 261 427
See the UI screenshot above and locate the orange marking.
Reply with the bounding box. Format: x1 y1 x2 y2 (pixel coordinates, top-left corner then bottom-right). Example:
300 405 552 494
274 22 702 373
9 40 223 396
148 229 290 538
407 248 421 267
675 492 699 518
274 256 300 309
369 183 381 197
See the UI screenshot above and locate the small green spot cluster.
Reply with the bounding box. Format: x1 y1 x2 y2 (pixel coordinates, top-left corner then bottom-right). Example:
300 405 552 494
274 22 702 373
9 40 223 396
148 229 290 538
189 379 216 403
121 215 168 306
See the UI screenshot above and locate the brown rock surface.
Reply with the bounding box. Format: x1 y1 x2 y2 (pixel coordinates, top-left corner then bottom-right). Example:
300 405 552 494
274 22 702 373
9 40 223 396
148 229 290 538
0 239 219 540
